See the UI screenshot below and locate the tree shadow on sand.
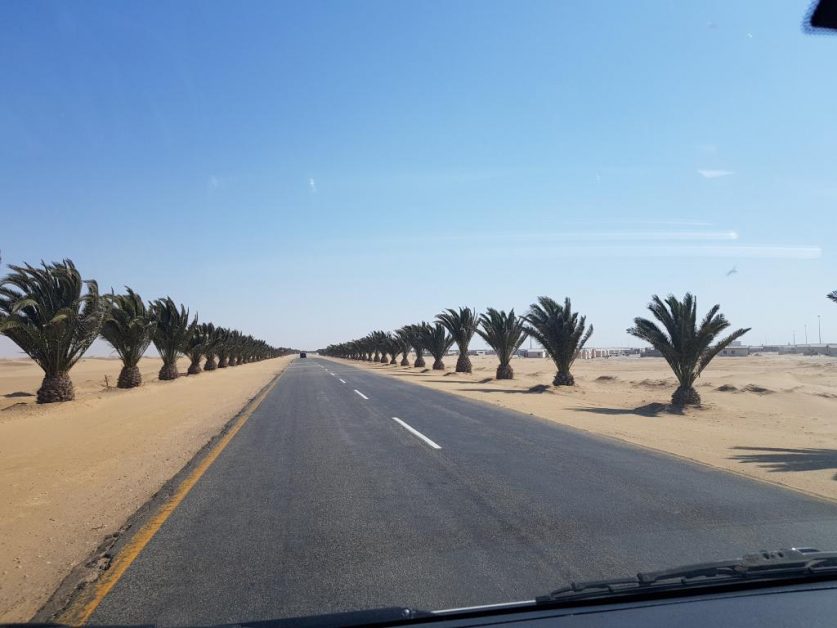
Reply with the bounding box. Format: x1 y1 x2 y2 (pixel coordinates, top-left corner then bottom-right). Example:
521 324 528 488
456 384 552 394
4 391 35 398
572 402 680 418
730 446 837 479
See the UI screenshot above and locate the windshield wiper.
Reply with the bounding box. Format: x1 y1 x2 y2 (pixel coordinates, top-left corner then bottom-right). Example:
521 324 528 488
537 548 837 604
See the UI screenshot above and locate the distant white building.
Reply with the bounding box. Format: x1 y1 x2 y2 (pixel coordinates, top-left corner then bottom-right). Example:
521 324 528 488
521 348 546 358
719 346 750 357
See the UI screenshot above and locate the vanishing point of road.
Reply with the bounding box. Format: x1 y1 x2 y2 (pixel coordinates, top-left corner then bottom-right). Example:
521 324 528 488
87 357 837 624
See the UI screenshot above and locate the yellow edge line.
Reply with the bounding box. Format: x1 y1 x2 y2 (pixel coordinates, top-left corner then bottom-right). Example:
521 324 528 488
60 369 286 625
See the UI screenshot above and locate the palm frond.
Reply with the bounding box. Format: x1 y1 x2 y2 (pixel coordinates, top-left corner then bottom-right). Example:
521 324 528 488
150 297 192 366
436 307 478 354
422 322 454 361
524 296 593 382
627 293 750 392
476 308 527 366
0 259 106 375
100 287 156 368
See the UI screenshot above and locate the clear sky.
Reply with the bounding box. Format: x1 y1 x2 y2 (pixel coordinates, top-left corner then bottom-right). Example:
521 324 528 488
1 0 835 355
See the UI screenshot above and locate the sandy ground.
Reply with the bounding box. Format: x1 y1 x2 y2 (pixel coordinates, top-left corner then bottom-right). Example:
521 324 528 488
326 353 837 502
0 355 293 622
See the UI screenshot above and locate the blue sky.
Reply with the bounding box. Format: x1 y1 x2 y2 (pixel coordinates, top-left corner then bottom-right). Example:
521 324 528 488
1 0 835 354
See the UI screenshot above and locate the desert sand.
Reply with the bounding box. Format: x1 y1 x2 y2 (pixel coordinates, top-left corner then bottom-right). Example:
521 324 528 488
0 355 292 622
326 353 837 502
4 352 835 621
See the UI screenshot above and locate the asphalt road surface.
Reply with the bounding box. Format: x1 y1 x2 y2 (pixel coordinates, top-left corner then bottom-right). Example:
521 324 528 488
89 357 837 625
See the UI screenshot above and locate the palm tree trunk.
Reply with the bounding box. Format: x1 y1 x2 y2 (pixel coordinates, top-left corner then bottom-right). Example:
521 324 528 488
159 362 179 380
672 385 701 407
187 358 202 375
218 355 228 368
117 365 142 389
373 350 380 362
432 358 444 370
400 354 410 366
204 356 217 371
414 353 425 368
389 355 397 365
455 353 472 373
380 354 388 363
552 371 574 386
496 363 514 380
37 372 74 403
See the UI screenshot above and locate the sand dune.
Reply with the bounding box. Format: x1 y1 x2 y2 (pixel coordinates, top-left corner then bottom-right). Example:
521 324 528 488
0 355 293 622
327 354 837 502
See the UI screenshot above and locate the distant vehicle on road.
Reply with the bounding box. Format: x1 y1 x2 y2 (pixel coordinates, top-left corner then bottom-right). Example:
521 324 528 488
299 352 307 358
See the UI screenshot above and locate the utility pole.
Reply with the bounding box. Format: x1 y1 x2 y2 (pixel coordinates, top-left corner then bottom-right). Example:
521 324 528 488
793 330 796 345
805 324 808 345
818 315 822 344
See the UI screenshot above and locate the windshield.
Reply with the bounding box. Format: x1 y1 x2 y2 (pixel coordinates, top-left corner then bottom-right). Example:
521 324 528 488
1 1 836 625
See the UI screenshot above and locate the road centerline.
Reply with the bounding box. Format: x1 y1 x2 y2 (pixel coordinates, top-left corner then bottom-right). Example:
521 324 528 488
339 378 347 384
392 417 442 450
354 389 369 400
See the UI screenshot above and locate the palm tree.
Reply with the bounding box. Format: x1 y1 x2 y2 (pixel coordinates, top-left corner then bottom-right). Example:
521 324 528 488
342 340 358 360
371 330 389 363
627 293 750 407
216 327 230 368
477 308 527 380
394 328 411 366
385 333 400 365
0 260 106 403
182 318 205 375
202 323 218 370
100 288 156 388
355 336 371 361
227 330 242 366
423 322 454 370
370 331 382 362
525 297 593 386
404 323 428 367
828 290 837 304
437 307 479 373
151 297 191 381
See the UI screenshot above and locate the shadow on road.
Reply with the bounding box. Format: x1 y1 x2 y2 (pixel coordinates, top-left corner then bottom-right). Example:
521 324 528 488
572 402 677 417
731 446 837 479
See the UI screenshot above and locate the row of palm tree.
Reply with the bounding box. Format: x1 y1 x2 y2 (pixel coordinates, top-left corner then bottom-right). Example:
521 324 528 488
0 259 289 404
321 298 594 383
320 293 752 409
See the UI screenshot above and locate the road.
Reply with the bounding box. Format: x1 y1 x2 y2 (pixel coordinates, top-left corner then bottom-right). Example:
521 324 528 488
89 357 837 624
